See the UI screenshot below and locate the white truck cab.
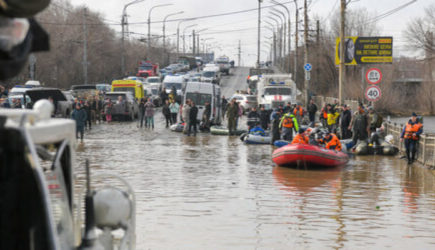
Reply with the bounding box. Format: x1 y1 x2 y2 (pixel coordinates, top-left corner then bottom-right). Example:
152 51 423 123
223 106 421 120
257 74 297 110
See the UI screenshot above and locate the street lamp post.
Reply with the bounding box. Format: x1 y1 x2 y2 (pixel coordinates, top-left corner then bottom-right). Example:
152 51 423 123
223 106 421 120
183 24 197 54
257 0 263 68
177 18 196 58
267 16 281 60
271 0 291 74
270 11 285 67
264 21 277 64
148 3 173 50
121 0 144 76
163 11 184 65
293 0 299 85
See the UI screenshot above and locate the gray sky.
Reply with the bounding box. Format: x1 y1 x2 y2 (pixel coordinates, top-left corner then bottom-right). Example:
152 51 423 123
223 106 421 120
69 0 433 66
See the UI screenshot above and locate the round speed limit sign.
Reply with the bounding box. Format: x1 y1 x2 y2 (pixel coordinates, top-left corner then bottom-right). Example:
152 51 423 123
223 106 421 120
365 86 382 102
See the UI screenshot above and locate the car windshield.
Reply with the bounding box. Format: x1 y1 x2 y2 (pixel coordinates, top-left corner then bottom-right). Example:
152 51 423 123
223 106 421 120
203 71 215 77
247 96 257 102
264 88 292 95
139 65 153 70
147 78 160 83
106 94 125 102
112 87 135 95
186 93 212 106
164 82 182 89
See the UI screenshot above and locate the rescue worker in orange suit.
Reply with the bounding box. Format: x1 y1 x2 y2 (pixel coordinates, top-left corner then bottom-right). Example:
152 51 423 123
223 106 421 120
400 112 423 164
293 103 304 125
279 113 299 141
323 132 342 151
292 127 309 144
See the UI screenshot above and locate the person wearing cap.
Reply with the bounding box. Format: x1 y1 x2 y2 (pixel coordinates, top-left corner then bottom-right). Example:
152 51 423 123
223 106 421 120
247 106 260 130
349 103 370 146
270 109 282 144
291 128 309 144
400 112 423 164
340 104 352 139
323 132 342 151
307 99 318 127
368 106 379 134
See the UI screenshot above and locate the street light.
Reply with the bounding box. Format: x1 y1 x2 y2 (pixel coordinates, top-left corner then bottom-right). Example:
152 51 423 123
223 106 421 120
271 0 292 74
121 0 145 76
267 16 281 59
257 0 264 68
183 24 197 54
163 11 184 54
194 29 208 55
269 13 284 60
148 3 173 50
177 18 196 57
270 8 286 56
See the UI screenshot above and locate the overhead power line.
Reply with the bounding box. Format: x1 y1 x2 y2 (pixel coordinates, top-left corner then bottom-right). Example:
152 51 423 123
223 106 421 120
362 0 418 25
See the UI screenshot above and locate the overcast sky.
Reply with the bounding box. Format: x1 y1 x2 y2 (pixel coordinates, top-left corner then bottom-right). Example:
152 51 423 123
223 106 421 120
69 0 433 66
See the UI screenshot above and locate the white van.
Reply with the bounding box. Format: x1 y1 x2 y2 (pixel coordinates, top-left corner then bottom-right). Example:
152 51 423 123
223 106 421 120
201 66 221 85
183 82 222 125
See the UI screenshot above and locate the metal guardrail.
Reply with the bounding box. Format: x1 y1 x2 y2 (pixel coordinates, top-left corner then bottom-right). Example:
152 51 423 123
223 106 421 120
384 121 435 168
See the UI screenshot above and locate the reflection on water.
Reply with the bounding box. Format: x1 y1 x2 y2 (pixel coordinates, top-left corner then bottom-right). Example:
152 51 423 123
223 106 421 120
76 121 435 249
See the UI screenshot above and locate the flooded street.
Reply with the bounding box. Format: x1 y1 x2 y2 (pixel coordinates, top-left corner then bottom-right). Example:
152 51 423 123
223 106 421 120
75 68 435 249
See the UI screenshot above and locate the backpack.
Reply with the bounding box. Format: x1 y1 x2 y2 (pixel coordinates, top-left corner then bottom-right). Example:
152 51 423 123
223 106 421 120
375 113 383 128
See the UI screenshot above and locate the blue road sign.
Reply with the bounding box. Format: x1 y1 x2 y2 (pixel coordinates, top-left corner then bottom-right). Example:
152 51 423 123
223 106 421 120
304 63 312 71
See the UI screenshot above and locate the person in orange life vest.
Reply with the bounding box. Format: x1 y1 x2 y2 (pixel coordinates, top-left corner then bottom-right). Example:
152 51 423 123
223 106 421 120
323 132 342 151
320 104 329 127
293 103 304 124
279 113 299 141
292 127 309 144
400 112 423 164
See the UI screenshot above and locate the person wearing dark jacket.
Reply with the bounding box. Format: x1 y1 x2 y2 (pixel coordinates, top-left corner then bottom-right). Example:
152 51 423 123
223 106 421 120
340 104 352 139
202 102 211 131
160 88 169 104
270 110 282 145
71 103 87 142
188 101 199 136
259 106 269 130
162 100 171 128
307 99 318 127
138 98 146 128
400 113 423 164
83 101 92 130
247 107 260 130
221 96 228 118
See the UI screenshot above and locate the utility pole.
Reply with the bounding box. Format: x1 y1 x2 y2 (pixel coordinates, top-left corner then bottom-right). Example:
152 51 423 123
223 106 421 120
121 10 126 76
339 0 346 104
303 0 309 106
238 40 241 67
257 0 263 68
294 1 299 85
192 30 196 54
316 20 320 89
197 35 199 56
83 8 88 85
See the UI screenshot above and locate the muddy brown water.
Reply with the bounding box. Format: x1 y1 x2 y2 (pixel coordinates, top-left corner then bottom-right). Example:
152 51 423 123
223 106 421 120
75 117 435 249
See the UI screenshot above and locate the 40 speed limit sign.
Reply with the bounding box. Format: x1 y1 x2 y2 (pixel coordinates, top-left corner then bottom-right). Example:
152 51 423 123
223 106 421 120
365 86 382 102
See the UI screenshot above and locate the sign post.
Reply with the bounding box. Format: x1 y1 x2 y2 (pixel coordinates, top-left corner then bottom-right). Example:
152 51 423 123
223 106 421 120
366 68 382 84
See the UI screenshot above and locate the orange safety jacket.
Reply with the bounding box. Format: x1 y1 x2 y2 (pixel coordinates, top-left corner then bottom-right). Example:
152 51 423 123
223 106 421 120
404 122 423 140
321 108 328 119
292 134 309 144
282 117 294 128
293 106 303 117
325 134 342 151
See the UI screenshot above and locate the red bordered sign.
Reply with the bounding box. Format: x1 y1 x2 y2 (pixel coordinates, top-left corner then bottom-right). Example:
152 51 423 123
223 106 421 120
365 86 382 102
366 68 382 84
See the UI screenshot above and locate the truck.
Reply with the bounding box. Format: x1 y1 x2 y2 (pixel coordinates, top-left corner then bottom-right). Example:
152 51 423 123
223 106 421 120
216 56 231 75
137 60 159 78
178 56 197 70
257 74 297 110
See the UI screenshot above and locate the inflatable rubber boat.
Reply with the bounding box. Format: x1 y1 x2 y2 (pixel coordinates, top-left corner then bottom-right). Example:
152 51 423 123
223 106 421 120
170 123 184 132
272 143 349 168
210 126 246 135
243 133 271 144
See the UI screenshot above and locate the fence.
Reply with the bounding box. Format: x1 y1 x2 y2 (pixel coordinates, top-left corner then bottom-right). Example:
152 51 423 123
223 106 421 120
384 121 435 168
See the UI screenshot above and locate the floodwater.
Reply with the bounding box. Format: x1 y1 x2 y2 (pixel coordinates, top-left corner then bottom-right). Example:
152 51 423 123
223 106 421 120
76 120 435 249
75 68 435 249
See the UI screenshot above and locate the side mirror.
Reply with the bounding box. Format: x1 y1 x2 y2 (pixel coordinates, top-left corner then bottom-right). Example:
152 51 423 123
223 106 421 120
94 188 132 230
